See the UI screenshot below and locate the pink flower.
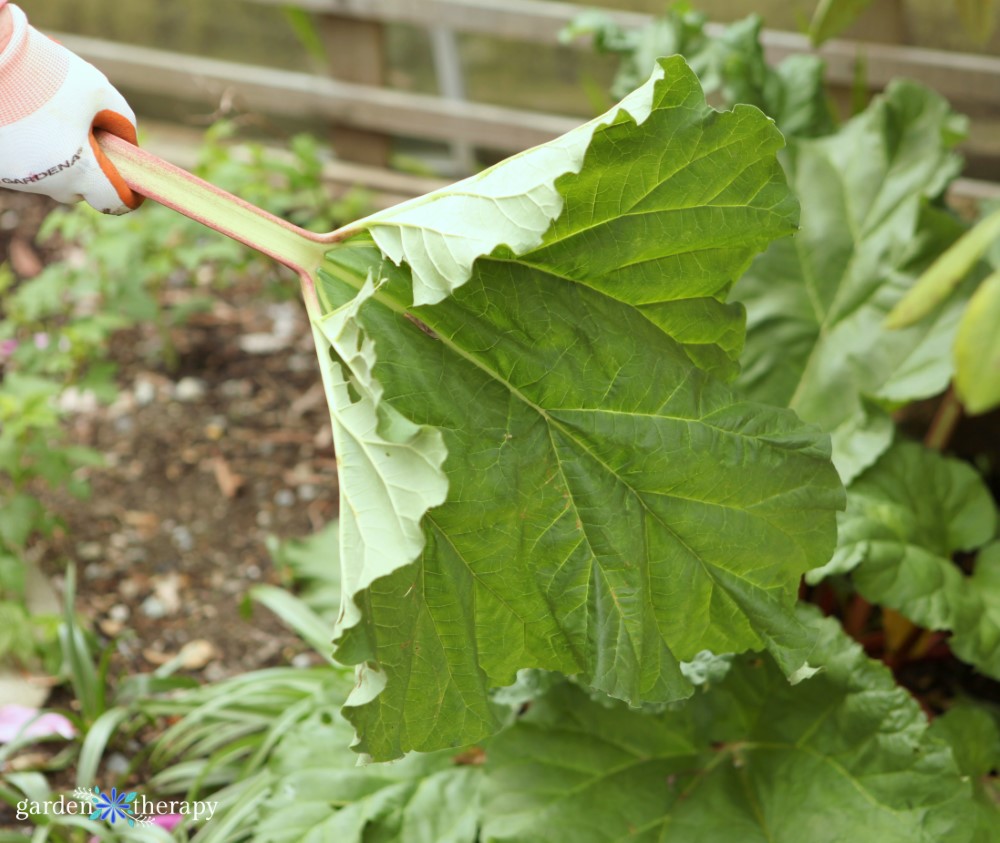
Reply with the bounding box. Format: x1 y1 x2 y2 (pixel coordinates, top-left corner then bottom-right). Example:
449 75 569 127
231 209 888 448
0 704 76 743
88 811 184 841
152 815 184 831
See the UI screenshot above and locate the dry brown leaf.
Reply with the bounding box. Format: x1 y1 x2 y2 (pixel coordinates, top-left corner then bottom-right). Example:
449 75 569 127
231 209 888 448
211 455 245 499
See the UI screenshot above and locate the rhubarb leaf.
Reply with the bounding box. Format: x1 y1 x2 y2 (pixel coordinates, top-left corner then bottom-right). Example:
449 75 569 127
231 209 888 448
481 613 988 843
317 58 843 760
736 81 969 482
808 441 1000 679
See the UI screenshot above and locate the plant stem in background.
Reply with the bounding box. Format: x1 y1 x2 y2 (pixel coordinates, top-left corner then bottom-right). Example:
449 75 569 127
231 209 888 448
925 386 964 452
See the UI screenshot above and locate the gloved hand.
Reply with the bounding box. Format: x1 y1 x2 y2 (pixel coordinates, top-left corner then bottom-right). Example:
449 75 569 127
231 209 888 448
0 2 142 215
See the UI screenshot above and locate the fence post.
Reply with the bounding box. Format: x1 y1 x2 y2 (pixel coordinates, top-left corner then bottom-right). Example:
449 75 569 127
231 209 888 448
317 14 392 167
429 25 477 175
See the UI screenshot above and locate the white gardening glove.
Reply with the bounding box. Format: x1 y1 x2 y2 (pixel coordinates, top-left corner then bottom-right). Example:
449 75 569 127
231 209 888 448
0 3 142 214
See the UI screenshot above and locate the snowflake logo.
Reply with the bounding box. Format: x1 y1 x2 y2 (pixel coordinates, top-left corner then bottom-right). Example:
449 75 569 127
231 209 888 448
87 786 143 826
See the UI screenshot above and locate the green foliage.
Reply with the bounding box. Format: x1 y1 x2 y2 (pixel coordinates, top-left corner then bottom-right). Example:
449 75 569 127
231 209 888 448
317 56 843 761
737 81 970 482
887 206 1000 415
482 613 987 843
809 442 1000 678
954 269 1000 413
267 518 341 619
808 0 875 45
565 8 834 139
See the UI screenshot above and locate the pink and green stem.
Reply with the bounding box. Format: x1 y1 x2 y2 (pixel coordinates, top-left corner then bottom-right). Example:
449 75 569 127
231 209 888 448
97 132 342 317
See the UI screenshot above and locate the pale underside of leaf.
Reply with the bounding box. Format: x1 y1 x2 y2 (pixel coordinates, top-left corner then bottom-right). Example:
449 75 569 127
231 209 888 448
343 60 667 307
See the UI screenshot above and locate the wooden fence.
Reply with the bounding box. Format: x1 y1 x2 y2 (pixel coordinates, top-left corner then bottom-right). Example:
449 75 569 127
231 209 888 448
53 0 1000 202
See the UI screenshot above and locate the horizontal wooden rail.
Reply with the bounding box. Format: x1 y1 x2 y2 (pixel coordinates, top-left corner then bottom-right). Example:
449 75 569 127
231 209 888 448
139 120 1000 210
245 0 650 44
245 0 1000 107
56 33 580 153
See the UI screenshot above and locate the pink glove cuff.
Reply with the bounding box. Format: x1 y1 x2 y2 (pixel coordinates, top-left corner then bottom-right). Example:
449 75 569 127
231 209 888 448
0 5 69 127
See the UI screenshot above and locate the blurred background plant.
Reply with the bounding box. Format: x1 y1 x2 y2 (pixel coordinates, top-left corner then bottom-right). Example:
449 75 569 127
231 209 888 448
0 122 368 686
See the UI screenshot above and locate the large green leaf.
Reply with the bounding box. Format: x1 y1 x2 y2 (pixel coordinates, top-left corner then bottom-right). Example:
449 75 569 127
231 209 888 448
315 58 844 760
928 704 1000 841
808 441 1000 679
736 81 969 482
951 543 1000 678
481 612 991 843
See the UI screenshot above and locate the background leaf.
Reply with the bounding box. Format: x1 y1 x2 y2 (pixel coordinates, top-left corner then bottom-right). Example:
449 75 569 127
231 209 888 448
809 0 875 44
955 269 1000 414
736 81 970 482
481 613 987 843
809 441 1000 679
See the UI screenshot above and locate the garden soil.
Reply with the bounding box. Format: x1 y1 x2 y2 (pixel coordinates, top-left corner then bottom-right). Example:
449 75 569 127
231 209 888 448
1 191 338 697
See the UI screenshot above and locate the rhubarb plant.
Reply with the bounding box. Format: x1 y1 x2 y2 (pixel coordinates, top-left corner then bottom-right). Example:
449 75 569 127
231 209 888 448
90 44 1000 842
105 56 843 761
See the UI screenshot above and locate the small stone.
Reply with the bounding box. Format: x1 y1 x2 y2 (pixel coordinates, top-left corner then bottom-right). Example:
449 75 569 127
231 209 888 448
219 379 252 399
134 378 157 407
140 595 167 619
171 525 194 553
99 619 124 637
245 564 262 580
204 415 227 440
274 489 295 508
83 563 111 581
106 752 130 775
255 510 273 528
239 333 289 355
118 578 143 600
57 387 99 415
150 573 184 614
174 377 208 403
296 484 318 502
109 604 130 622
113 416 135 435
204 663 227 682
179 639 218 670
76 542 103 562
291 653 314 668
288 354 313 372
